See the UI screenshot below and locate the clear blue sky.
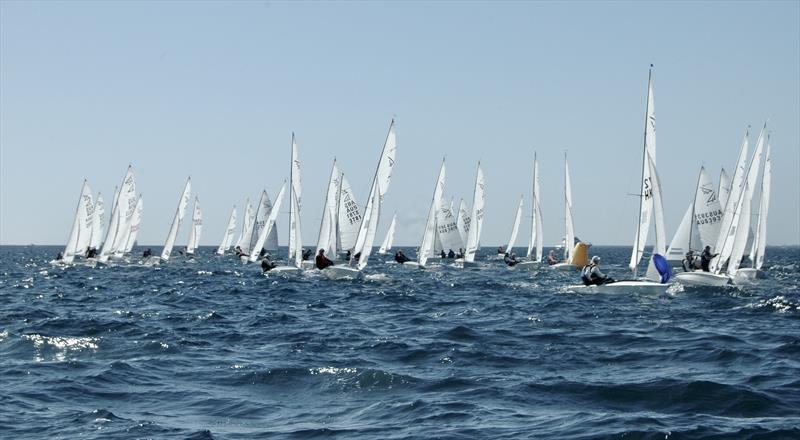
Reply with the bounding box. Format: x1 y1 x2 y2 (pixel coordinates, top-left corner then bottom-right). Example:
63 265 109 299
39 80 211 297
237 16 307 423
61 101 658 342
1 1 798 247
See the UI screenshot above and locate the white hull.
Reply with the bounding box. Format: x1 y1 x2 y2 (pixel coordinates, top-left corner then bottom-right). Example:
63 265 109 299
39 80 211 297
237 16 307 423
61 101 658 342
674 271 730 287
570 280 670 294
515 261 540 271
401 261 422 268
551 262 577 271
301 260 316 270
269 266 303 275
322 265 362 280
451 259 479 268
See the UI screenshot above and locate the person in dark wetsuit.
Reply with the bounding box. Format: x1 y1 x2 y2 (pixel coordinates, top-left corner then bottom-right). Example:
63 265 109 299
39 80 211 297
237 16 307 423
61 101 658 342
440 250 446 258
547 249 559 265
302 248 312 261
142 248 152 258
447 249 455 258
86 247 98 258
682 251 698 272
315 249 334 270
261 255 276 272
581 256 614 286
55 251 64 261
394 250 411 264
504 252 519 267
700 246 718 272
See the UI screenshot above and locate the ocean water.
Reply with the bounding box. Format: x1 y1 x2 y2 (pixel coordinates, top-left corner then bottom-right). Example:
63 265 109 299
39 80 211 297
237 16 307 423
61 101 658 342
1 245 798 439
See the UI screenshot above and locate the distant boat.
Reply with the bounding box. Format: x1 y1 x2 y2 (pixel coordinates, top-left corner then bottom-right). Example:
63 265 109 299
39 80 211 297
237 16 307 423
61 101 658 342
216 206 237 255
51 180 94 265
517 153 543 270
157 177 191 263
377 212 397 256
738 138 772 281
98 166 136 263
185 197 202 256
272 133 305 274
453 162 485 268
316 159 340 259
247 183 286 263
413 159 446 268
551 154 580 271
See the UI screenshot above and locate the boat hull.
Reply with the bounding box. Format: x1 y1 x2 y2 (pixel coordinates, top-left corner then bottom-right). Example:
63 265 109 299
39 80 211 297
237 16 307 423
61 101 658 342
269 266 303 275
674 271 730 286
570 280 670 294
322 265 362 280
515 261 540 271
551 262 577 271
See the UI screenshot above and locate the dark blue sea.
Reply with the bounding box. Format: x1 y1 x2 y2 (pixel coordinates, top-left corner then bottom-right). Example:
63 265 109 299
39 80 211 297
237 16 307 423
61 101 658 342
1 245 799 439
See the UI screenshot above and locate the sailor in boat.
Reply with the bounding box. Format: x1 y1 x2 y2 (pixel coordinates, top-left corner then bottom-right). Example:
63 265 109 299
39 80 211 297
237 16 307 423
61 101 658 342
440 250 447 259
85 247 98 258
315 249 334 270
261 254 276 272
142 248 152 258
700 246 718 272
581 256 614 286
55 251 64 261
682 251 699 272
547 249 559 265
302 248 313 261
394 250 411 264
497 246 505 255
504 252 519 267
456 248 465 259
234 246 245 258
447 249 455 259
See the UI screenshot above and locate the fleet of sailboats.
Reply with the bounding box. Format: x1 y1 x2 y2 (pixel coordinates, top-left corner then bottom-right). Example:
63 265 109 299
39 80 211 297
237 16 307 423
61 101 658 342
50 100 776 289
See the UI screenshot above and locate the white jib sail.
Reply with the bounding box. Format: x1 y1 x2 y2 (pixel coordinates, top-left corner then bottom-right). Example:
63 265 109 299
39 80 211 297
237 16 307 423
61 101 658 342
89 193 105 250
693 167 723 249
456 199 470 249
217 206 237 255
160 177 192 261
63 180 94 263
564 156 575 263
287 134 303 267
644 151 667 282
666 202 702 262
316 160 340 257
713 124 765 273
629 69 657 272
249 190 271 254
186 197 202 255
419 160 445 267
527 154 542 261
354 120 398 270
378 213 397 255
718 168 731 210
249 182 287 263
337 174 361 252
236 200 254 253
123 195 143 253
464 163 485 263
506 195 524 253
98 186 119 262
750 140 771 270
436 197 461 255
710 129 750 271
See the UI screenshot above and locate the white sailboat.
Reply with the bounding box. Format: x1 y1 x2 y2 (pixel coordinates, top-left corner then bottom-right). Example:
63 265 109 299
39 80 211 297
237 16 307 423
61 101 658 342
185 197 202 256
737 138 771 281
504 195 524 255
377 213 397 255
456 199 470 252
551 155 579 270
123 195 143 254
216 206 237 255
326 120 397 279
235 200 254 256
518 154 543 270
435 197 462 257
272 134 305 274
88 193 105 252
578 67 670 294
336 173 362 255
52 180 94 265
158 177 192 263
248 182 286 263
98 166 136 263
453 162 485 268
412 159 446 268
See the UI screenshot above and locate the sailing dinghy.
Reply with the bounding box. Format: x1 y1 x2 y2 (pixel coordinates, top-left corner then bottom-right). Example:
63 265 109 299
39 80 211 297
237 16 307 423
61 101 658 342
378 213 397 256
736 138 771 281
151 177 191 265
452 162 485 269
216 206 237 255
551 154 582 271
271 133 305 275
51 180 95 265
516 153 543 270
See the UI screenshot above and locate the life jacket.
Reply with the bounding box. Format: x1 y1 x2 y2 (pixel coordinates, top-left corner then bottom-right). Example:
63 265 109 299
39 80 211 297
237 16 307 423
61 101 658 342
581 264 595 285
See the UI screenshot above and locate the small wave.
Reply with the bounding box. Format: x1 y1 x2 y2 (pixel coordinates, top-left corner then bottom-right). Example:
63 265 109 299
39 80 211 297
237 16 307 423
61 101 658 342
742 296 798 313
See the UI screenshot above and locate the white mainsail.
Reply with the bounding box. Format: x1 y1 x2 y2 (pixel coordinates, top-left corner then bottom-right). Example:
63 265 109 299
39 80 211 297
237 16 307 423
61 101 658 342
248 182 287 263
123 195 143 253
564 156 575 262
186 197 203 255
89 193 105 250
666 202 702 263
317 160 340 257
505 195 524 253
62 180 94 263
354 120 398 270
248 191 272 255
288 134 303 267
693 167 723 248
718 168 731 210
217 206 237 255
419 160 446 267
710 129 750 270
464 163 485 263
378 213 397 255
160 177 192 261
749 140 771 270
527 154 543 262
436 197 462 254
236 200 254 253
337 174 362 252
456 199 470 250
629 69 657 273
110 167 137 257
